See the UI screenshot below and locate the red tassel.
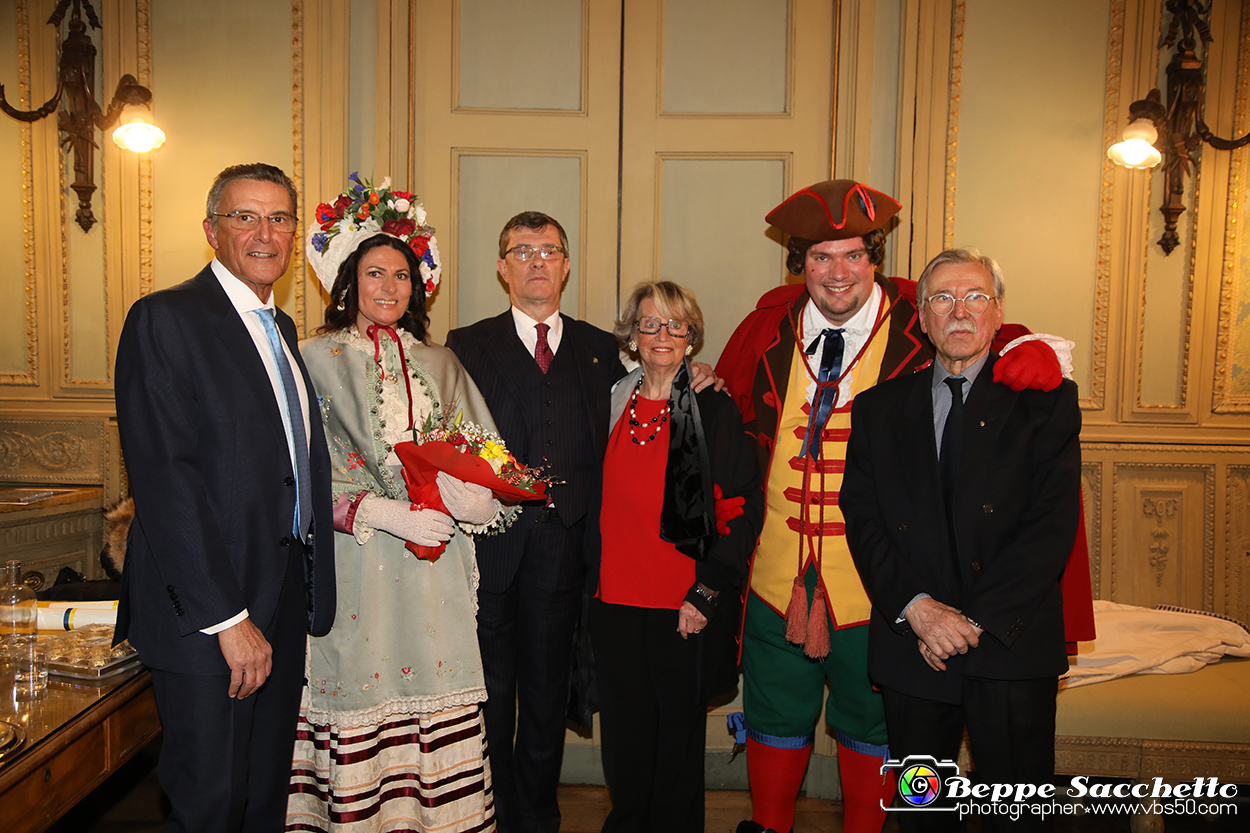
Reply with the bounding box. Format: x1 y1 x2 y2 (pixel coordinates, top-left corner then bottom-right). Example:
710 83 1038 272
804 583 830 659
784 574 809 645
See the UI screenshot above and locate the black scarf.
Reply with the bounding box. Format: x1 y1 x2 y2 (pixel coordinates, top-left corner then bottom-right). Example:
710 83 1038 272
658 362 716 559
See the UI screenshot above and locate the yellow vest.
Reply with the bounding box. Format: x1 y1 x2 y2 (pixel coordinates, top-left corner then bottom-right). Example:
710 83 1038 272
751 327 887 627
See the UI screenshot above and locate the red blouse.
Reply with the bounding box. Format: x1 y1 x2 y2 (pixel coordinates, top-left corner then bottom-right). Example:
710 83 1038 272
597 394 695 609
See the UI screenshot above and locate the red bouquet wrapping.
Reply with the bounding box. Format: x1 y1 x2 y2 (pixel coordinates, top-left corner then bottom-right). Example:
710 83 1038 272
391 414 546 560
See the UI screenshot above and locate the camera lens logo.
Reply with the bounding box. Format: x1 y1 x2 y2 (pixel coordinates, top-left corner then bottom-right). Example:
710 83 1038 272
898 763 944 807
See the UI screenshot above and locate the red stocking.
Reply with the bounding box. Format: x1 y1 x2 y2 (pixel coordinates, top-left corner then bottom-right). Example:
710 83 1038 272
747 737 812 833
837 741 896 833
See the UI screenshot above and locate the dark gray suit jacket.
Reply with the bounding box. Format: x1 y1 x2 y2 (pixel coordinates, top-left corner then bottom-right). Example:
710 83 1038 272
841 353 1081 704
114 265 335 674
446 310 625 593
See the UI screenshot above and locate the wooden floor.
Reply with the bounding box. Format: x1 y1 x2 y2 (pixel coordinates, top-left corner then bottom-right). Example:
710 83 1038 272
558 785 862 832
48 738 1244 832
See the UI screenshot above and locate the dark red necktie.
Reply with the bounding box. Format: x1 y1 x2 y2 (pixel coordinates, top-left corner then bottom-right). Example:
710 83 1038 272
534 322 554 373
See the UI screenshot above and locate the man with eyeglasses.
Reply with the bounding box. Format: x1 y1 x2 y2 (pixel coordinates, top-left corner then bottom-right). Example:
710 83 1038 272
114 163 336 832
441 210 627 833
716 180 1092 833
842 249 1081 831
447 210 726 831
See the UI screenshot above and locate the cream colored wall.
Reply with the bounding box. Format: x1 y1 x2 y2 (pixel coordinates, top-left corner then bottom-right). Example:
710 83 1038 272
150 0 297 303
1 0 1249 798
952 0 1107 396
0 0 300 501
0 0 29 380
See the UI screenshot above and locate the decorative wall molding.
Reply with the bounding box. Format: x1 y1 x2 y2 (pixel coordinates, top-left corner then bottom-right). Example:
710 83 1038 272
0 508 100 544
451 0 590 116
0 490 106 582
1087 0 1127 411
1110 462 1215 612
1227 466 1249 624
449 147 590 324
1054 735 1141 779
4 0 39 388
1141 494 1178 586
1212 0 1250 413
0 419 107 482
291 0 307 334
942 0 964 251
1082 460 1104 595
1082 442 1250 455
54 56 73 389
1126 0 1195 415
137 0 154 299
1131 231 1200 413
1056 735 1250 785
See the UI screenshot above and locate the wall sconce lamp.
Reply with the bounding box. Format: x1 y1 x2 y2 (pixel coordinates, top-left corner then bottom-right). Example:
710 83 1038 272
0 0 165 233
1107 0 1250 255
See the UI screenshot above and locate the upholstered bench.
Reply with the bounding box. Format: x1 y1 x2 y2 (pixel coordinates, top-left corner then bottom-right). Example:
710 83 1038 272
1054 657 1250 800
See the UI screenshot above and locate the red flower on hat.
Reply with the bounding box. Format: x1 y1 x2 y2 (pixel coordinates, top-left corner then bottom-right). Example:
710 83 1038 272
333 194 352 212
382 217 416 237
315 203 336 223
410 236 430 258
392 190 413 201
425 278 435 293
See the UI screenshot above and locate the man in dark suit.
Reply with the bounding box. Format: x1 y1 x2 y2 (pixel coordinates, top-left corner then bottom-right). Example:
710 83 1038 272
446 212 625 833
842 248 1081 831
114 163 335 833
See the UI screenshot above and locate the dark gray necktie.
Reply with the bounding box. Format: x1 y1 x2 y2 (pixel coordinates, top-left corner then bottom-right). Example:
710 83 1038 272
255 309 312 541
940 376 965 547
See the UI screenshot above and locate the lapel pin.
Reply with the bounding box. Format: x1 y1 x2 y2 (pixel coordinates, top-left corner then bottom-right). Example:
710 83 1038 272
592 357 598 363
979 420 985 427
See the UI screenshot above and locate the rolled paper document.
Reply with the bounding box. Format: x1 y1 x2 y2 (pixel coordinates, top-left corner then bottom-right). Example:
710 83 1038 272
37 606 118 631
39 600 119 610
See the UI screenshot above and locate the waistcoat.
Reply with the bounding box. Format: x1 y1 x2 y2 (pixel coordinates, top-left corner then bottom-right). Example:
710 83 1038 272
518 342 597 526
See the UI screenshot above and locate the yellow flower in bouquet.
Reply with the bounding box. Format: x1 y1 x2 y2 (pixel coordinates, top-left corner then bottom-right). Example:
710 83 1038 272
480 440 509 474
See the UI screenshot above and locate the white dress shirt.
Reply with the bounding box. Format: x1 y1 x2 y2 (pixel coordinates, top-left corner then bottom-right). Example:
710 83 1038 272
511 306 564 357
799 281 884 406
202 259 311 635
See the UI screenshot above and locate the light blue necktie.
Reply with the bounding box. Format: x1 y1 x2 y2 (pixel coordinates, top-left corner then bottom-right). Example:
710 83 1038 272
255 308 312 541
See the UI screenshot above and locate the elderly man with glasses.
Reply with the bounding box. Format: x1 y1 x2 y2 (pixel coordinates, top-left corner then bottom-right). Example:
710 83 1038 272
841 248 1082 831
716 181 1093 833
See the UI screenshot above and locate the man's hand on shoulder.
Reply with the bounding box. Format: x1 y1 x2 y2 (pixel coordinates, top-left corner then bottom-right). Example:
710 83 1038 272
689 361 726 393
904 597 980 667
217 617 273 699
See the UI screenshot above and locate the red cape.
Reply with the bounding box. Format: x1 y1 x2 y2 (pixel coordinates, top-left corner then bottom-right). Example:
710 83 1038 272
715 279 1096 647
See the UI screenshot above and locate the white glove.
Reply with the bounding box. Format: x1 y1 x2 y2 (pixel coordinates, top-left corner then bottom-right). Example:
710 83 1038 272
436 472 498 526
358 494 455 547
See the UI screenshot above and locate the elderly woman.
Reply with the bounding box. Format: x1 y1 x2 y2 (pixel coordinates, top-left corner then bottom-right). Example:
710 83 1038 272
592 281 763 832
287 177 507 831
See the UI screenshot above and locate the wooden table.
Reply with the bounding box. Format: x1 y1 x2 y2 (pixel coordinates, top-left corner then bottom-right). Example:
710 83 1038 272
0 669 162 833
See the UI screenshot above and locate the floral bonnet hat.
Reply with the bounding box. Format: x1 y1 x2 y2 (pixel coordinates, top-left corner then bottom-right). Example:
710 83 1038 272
306 172 441 296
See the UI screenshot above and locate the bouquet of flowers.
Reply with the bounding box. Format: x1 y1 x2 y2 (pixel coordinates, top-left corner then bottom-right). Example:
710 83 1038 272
392 406 547 560
306 172 441 294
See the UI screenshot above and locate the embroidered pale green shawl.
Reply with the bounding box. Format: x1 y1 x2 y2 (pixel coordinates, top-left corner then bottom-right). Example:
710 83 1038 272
300 327 507 727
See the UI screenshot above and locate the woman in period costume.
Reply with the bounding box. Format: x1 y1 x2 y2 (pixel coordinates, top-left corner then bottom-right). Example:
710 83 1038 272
287 175 506 832
592 281 763 832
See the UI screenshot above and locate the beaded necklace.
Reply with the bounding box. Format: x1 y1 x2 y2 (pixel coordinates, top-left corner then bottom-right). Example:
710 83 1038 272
628 376 670 445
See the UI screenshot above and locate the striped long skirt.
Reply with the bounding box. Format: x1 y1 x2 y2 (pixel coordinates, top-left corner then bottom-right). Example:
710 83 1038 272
287 698 495 832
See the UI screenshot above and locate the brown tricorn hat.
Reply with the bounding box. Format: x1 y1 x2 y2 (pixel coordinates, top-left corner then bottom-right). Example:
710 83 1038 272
766 180 901 241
